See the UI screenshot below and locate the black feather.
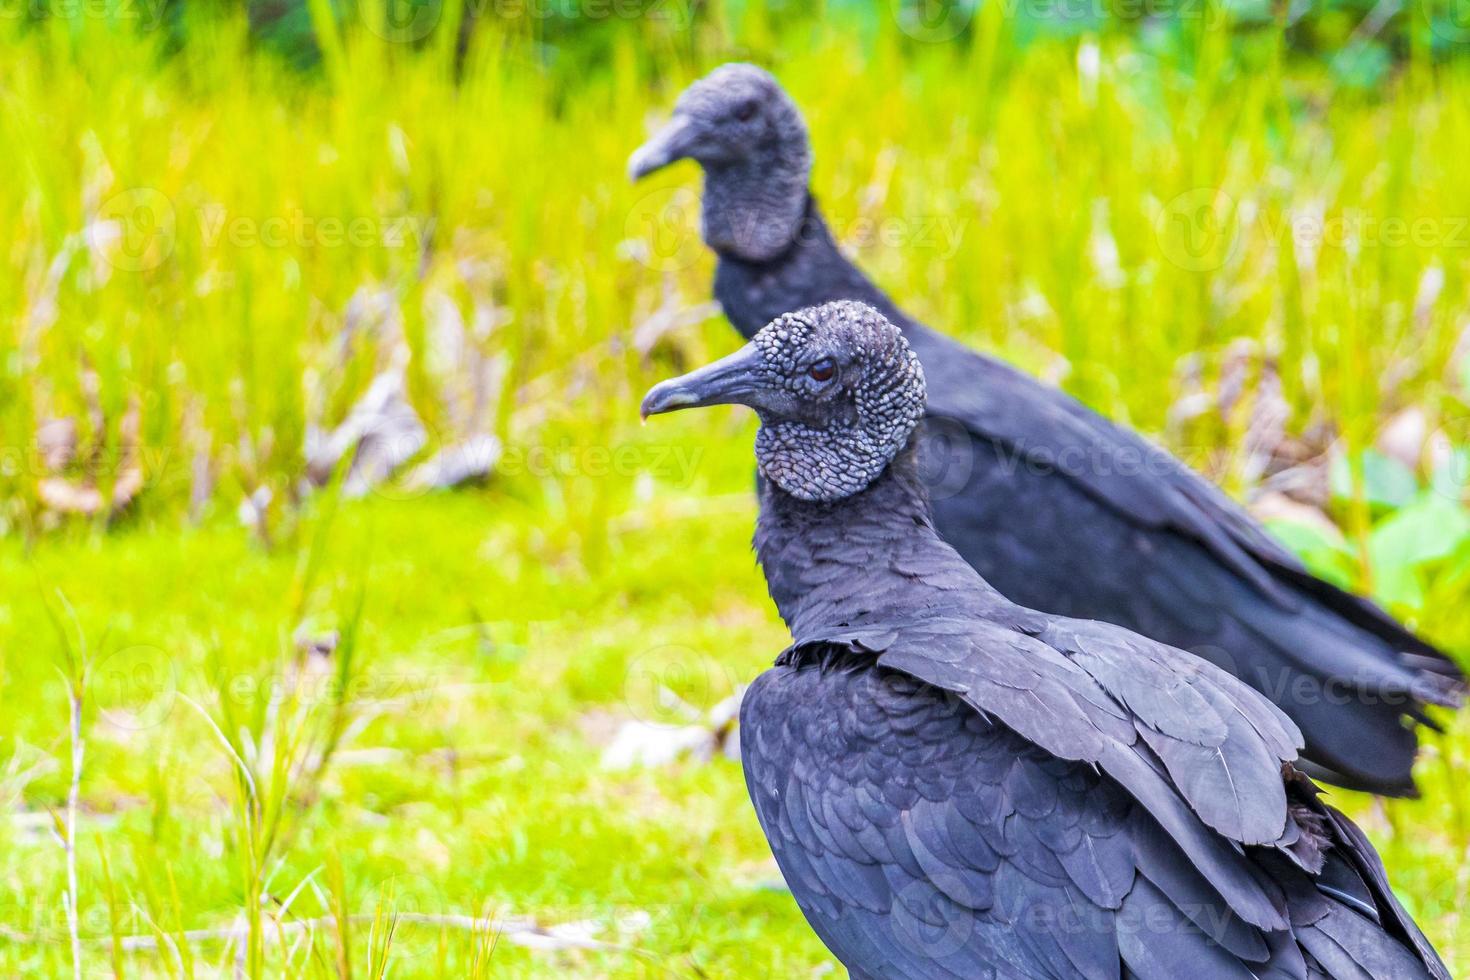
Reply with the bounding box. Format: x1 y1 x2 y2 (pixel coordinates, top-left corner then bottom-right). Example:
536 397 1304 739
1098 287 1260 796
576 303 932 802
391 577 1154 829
732 435 1446 979
645 274 1450 975
705 174 1462 797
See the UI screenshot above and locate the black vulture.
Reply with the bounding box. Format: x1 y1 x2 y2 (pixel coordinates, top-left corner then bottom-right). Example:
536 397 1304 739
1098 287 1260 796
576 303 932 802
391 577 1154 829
641 300 1450 980
629 64 1464 796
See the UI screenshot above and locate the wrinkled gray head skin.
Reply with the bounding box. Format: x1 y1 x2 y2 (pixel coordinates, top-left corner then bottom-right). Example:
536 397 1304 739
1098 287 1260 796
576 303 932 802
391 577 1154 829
628 63 812 262
641 301 926 502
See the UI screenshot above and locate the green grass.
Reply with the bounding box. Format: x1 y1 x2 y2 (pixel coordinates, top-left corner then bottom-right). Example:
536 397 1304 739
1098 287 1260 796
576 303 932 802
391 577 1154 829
3 3 1470 975
0 477 1466 976
0 487 813 977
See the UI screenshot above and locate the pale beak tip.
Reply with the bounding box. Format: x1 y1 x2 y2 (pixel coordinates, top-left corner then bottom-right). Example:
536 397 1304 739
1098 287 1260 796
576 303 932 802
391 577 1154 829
627 148 653 182
640 384 696 420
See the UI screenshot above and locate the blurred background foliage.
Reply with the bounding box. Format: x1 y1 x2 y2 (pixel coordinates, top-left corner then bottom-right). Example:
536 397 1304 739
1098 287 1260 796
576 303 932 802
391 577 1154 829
3 0 1470 974
32 0 1470 86
10 0 1470 622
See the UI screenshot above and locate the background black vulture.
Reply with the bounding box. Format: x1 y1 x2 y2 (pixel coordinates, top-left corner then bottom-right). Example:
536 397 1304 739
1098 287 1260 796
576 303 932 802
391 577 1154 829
642 300 1450 980
630 64 1465 796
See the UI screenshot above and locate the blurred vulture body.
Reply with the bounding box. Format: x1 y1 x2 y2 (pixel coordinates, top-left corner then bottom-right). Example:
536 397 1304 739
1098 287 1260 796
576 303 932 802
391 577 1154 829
629 65 1463 796
641 301 1450 980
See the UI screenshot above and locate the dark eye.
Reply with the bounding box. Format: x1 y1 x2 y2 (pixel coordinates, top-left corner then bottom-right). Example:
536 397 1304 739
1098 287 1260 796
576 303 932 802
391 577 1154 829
808 359 835 382
734 100 757 122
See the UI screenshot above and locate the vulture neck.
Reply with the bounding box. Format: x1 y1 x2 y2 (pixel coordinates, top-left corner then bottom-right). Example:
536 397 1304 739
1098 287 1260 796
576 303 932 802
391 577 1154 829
754 438 1006 638
712 194 949 362
702 153 810 263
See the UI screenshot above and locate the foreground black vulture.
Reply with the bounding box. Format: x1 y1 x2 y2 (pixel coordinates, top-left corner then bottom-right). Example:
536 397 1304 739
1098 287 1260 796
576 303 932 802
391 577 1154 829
629 64 1464 795
641 300 1449 980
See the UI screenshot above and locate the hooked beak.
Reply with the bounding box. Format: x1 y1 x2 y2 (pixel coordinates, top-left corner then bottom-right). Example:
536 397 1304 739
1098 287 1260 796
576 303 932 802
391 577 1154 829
641 343 770 419
628 115 699 181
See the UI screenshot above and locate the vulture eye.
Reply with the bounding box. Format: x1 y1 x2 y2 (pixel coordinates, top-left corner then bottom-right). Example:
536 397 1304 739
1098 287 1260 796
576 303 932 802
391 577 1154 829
808 359 835 382
734 100 758 122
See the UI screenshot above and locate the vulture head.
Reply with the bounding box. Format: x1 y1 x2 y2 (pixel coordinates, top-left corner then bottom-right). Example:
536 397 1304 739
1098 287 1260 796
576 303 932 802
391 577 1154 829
628 63 812 262
642 301 925 502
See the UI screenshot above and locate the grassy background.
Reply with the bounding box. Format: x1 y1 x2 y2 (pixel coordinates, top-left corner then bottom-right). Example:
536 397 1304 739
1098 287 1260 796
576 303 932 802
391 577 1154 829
3 2 1470 975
